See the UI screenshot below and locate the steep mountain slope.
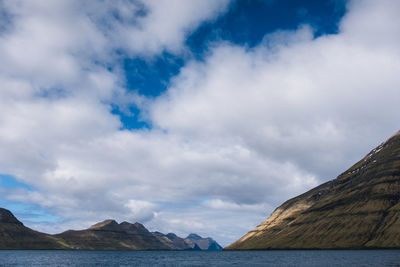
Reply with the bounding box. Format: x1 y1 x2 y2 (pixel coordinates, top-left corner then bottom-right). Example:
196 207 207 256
226 130 400 249
0 208 68 249
55 220 170 250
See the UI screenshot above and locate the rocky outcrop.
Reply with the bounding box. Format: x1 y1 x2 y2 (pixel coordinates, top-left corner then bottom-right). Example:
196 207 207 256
226 130 400 250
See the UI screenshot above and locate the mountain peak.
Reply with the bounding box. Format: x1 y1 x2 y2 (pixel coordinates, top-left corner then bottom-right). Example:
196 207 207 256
89 219 118 230
133 222 146 229
186 233 202 240
0 208 23 225
166 233 178 239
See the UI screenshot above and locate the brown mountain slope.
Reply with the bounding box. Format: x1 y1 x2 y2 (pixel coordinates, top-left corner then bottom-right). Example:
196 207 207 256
226 130 400 250
55 219 170 250
0 208 68 249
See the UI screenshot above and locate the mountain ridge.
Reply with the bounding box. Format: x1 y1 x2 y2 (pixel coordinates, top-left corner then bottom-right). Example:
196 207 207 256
226 130 400 250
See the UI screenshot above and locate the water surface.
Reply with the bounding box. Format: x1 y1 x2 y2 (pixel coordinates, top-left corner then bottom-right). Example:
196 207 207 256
0 250 399 266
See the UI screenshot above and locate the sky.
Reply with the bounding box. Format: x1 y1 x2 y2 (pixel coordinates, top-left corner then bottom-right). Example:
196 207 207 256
0 0 399 246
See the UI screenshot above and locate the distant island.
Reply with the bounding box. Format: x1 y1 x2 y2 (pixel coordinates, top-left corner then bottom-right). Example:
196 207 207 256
0 208 222 250
226 130 400 250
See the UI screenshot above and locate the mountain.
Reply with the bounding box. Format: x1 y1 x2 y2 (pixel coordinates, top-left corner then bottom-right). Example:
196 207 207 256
226 130 400 250
0 208 68 249
152 232 222 250
0 208 222 250
152 232 192 250
185 233 223 250
55 220 170 250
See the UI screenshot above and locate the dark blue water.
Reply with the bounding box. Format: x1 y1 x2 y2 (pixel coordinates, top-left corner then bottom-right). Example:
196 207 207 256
0 250 399 266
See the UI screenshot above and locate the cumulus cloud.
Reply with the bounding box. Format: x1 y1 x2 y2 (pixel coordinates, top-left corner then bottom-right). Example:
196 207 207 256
1 0 400 246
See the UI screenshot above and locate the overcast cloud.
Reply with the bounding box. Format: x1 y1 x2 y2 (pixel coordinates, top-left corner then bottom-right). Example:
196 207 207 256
0 0 400 246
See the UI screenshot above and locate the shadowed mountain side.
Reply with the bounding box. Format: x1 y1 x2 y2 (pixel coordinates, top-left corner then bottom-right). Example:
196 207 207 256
226 130 400 250
0 208 68 249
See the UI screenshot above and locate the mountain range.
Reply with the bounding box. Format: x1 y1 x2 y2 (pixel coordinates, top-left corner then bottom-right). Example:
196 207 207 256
226 130 400 249
4 130 400 250
0 208 221 250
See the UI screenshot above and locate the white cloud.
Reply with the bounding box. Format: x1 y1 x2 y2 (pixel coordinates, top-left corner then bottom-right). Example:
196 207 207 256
1 0 400 246
124 199 157 222
203 199 270 212
118 0 231 55
150 3 400 180
77 0 230 56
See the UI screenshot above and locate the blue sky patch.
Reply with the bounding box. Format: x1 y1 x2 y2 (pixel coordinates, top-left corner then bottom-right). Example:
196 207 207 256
111 104 150 130
0 174 33 191
124 52 184 97
186 0 347 56
0 198 64 225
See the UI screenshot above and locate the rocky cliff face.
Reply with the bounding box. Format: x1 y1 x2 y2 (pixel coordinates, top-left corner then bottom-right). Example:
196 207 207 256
226 130 400 250
0 208 68 249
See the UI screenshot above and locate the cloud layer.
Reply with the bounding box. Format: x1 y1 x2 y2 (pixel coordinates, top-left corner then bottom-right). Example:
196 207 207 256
1 0 400 245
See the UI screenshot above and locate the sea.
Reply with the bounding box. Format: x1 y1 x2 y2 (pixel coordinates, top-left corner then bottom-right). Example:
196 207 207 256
0 250 399 266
